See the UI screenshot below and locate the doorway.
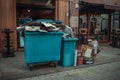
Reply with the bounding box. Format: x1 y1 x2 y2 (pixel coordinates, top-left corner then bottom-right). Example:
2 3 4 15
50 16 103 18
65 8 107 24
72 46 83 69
16 0 55 49
79 14 110 43
89 14 109 42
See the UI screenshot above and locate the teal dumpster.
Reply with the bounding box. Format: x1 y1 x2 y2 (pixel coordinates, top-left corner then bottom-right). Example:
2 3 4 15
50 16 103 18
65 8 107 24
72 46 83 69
24 31 63 70
61 38 78 67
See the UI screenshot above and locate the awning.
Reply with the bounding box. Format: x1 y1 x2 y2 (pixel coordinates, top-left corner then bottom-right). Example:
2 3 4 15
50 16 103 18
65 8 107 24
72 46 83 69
79 1 114 14
16 0 55 10
105 5 120 11
16 3 55 10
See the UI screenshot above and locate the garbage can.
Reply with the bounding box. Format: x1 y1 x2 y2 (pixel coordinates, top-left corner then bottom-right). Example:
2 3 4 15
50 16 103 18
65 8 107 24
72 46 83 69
60 38 78 67
24 31 63 70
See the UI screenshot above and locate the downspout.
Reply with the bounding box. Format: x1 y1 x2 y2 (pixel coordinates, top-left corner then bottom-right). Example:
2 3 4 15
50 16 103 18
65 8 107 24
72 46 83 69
68 0 71 27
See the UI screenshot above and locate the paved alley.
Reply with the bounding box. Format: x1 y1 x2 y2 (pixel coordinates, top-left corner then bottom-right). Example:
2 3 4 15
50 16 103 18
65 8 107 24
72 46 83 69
0 45 120 80
18 61 120 80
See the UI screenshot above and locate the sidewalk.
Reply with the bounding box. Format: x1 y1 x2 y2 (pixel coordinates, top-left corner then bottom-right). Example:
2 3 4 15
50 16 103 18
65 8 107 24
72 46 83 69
0 44 120 80
18 61 120 80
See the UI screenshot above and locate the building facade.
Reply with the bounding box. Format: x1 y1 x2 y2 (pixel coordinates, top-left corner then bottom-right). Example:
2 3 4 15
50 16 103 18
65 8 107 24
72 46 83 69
0 0 120 53
0 0 68 52
70 0 120 43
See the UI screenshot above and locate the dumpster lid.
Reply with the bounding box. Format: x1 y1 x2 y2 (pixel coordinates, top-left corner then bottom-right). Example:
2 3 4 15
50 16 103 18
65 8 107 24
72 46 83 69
25 31 63 35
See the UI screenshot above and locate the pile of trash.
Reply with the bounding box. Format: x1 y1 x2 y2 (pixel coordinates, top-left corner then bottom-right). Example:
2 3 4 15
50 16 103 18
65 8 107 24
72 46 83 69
17 22 74 38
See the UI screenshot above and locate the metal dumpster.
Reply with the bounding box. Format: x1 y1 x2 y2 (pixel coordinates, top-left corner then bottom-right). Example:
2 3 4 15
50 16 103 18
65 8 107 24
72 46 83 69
24 31 63 70
60 38 78 67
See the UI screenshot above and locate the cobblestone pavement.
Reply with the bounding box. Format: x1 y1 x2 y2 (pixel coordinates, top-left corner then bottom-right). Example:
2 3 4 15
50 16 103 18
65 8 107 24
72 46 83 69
19 61 120 80
0 45 120 80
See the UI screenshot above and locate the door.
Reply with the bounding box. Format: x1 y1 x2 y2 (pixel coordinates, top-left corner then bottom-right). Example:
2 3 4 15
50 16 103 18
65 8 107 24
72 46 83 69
89 14 109 43
98 14 109 42
98 19 109 42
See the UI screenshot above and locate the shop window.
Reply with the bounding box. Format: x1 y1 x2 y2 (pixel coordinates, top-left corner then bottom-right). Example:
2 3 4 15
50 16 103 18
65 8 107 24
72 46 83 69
90 17 97 36
111 11 120 29
79 15 87 28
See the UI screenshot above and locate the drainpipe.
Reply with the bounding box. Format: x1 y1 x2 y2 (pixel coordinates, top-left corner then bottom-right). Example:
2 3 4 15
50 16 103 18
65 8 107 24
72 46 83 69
68 0 71 27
